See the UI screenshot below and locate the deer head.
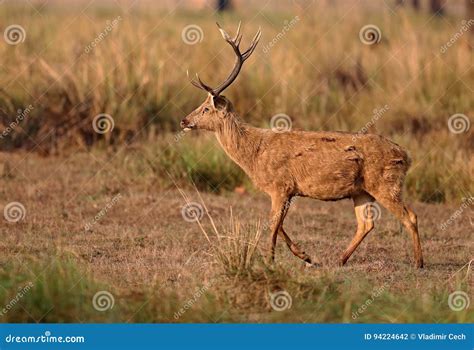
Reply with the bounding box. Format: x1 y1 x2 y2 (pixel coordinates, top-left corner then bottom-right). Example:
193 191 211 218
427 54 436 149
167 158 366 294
180 23 261 132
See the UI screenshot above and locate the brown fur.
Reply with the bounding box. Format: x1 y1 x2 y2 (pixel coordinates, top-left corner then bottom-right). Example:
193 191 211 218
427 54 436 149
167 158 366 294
181 95 424 268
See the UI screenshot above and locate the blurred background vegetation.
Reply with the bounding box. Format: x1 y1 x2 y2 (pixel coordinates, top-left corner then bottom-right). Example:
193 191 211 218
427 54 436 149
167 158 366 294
0 0 472 202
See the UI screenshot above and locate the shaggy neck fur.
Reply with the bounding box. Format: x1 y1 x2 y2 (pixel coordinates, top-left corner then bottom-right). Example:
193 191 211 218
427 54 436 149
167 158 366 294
215 112 264 177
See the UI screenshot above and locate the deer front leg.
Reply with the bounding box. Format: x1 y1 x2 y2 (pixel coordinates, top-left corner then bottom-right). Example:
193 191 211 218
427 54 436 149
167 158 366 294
268 195 290 263
279 227 315 265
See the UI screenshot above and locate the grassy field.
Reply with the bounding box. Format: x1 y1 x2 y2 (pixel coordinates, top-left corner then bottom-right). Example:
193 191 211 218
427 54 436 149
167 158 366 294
0 0 472 323
0 148 472 323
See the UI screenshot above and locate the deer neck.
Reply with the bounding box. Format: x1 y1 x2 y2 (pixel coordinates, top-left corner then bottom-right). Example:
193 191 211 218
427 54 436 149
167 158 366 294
215 114 261 176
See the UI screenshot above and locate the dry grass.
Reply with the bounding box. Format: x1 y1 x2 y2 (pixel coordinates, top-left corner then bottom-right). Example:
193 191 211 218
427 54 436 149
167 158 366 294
0 150 471 322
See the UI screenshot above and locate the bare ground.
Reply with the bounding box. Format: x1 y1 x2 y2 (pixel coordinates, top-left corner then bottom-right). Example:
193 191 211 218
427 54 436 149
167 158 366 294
0 150 472 323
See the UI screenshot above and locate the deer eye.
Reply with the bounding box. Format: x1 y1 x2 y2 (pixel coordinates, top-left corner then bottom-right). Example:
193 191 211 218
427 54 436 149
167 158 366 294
202 107 210 114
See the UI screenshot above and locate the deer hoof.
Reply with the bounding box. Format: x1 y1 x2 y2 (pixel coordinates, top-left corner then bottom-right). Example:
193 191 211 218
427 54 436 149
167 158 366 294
306 261 322 268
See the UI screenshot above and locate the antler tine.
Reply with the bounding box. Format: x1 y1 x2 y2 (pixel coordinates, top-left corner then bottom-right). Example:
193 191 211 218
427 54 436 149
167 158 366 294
190 75 200 89
242 28 261 60
235 32 243 47
233 21 242 42
191 73 215 94
216 22 231 41
218 21 242 46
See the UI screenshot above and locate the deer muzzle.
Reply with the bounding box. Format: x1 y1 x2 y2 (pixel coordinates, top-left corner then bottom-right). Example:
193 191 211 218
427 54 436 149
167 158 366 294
180 119 195 132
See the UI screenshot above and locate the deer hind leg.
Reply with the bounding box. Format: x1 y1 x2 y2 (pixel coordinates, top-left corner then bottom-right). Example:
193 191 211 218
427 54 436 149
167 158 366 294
340 193 376 266
278 226 314 265
371 194 423 268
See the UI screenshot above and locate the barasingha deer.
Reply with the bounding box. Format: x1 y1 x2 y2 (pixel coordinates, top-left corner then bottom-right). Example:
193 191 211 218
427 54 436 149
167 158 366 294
181 23 424 268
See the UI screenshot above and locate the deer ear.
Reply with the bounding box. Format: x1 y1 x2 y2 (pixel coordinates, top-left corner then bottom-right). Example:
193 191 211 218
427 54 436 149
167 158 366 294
212 96 230 111
215 98 232 119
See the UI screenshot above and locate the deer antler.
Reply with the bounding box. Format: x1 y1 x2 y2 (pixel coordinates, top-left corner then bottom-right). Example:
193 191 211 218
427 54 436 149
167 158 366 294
191 22 261 96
